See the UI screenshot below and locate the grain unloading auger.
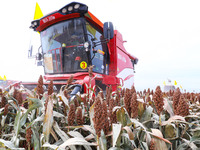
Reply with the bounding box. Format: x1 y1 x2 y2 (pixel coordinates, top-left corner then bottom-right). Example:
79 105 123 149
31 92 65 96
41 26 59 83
24 2 138 96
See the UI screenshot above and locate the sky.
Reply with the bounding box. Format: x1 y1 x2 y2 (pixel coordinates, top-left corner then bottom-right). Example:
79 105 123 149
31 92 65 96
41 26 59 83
0 0 200 92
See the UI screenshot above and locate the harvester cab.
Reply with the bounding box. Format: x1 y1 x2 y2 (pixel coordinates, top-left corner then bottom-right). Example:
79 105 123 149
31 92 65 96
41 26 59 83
27 2 138 94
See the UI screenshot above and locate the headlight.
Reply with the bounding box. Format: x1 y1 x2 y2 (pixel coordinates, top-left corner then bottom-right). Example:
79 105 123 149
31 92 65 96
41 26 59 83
74 4 80 9
62 8 67 13
84 42 89 48
68 6 73 11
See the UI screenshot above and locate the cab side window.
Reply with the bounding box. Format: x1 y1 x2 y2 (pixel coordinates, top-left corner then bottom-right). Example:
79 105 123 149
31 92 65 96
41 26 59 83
86 22 109 74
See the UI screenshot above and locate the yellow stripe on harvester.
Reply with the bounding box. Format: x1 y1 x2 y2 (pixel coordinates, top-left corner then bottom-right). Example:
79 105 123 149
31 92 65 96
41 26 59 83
97 49 105 55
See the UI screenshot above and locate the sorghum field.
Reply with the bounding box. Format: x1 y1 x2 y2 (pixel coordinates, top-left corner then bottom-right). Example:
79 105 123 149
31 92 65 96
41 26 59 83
0 74 200 150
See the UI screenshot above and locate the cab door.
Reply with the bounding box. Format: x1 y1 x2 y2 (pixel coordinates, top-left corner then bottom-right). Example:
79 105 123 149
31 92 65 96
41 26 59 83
85 21 109 74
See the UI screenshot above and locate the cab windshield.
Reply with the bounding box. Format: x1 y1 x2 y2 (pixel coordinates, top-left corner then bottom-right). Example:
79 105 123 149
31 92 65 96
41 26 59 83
40 18 88 74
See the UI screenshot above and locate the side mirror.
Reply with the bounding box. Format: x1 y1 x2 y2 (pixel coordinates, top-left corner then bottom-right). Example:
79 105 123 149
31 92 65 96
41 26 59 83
103 22 114 40
36 53 42 60
28 45 33 58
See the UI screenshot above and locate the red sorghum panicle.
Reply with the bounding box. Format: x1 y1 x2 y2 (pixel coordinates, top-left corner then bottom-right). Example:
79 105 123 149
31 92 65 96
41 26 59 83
74 98 80 108
146 96 152 106
153 86 164 115
130 85 136 94
13 89 18 99
176 94 189 117
66 75 73 86
62 101 67 116
1 95 7 108
149 138 155 150
23 100 29 109
64 90 70 99
4 104 9 116
131 93 138 118
26 127 32 145
147 88 151 94
124 88 131 116
150 90 154 95
173 88 181 115
101 101 109 135
106 86 112 106
115 90 120 106
76 107 83 125
121 88 125 97
48 80 53 95
0 88 2 96
99 90 104 100
89 96 95 107
82 95 87 107
109 98 117 124
68 103 76 126
37 75 44 99
198 94 200 103
143 89 147 96
16 92 23 106
93 97 102 137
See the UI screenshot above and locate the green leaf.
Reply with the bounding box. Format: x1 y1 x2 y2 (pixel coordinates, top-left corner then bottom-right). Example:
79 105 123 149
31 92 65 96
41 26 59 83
12 109 22 147
108 147 123 150
164 124 176 139
20 99 42 127
99 130 107 150
0 139 16 149
32 127 41 150
140 106 153 123
130 118 147 131
161 115 185 126
43 97 54 143
68 131 93 150
138 101 145 118
42 142 58 149
112 123 122 147
116 107 127 127
122 126 134 140
181 138 198 150
1 115 7 127
163 98 174 117
58 137 97 149
53 121 76 150
149 129 170 149
89 103 95 129
53 111 65 118
57 90 69 108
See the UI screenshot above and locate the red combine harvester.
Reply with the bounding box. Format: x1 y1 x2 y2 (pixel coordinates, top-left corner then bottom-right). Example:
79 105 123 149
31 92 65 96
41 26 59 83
25 2 138 95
